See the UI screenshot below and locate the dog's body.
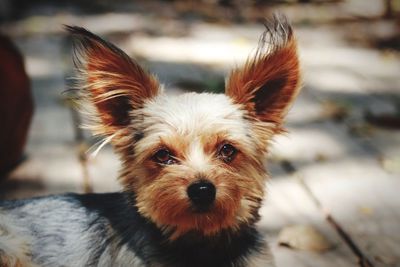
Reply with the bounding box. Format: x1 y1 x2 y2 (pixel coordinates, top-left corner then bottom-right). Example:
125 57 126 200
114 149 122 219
0 193 272 267
0 15 300 267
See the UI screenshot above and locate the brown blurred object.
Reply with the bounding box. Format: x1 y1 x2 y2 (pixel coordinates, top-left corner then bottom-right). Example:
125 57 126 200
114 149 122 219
0 33 33 178
365 111 400 129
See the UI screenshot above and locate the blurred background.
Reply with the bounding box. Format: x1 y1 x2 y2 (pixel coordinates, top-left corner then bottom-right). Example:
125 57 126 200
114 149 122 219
0 0 399 266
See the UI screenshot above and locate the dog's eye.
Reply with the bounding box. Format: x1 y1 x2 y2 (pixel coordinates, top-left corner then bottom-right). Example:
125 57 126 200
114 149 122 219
218 144 237 163
153 149 176 165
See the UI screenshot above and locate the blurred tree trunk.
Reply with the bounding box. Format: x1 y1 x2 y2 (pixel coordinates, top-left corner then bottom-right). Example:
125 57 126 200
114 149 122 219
385 0 393 18
0 34 33 178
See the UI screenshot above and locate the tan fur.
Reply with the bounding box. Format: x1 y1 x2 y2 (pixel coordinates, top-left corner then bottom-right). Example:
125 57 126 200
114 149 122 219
67 26 160 139
67 15 301 240
226 16 301 137
0 254 25 267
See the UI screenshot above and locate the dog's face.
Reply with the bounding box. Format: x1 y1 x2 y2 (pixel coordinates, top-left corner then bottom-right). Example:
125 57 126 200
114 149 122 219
128 93 265 238
67 16 300 239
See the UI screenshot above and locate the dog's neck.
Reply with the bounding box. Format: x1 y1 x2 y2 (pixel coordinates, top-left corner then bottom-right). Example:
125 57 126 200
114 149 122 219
156 225 264 267
76 192 264 267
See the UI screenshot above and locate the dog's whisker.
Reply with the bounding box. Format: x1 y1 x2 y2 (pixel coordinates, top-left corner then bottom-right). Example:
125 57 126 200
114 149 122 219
87 132 117 158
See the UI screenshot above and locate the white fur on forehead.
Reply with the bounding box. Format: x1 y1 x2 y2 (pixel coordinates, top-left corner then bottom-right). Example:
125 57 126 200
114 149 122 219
132 92 256 153
145 93 245 130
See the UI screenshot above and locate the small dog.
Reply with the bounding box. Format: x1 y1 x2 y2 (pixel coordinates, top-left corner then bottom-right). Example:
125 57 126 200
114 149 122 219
0 15 300 267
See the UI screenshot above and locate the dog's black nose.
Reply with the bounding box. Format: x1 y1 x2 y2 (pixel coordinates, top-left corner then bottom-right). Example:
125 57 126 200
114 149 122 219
187 180 216 211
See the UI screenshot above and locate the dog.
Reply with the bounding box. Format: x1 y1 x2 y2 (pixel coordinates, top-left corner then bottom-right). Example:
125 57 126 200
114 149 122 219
0 15 300 267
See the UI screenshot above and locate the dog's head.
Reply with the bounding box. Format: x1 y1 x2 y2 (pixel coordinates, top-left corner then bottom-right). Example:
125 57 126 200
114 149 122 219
67 16 300 239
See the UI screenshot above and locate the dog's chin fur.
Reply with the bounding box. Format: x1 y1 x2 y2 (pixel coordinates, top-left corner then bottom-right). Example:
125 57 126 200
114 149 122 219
1 15 300 267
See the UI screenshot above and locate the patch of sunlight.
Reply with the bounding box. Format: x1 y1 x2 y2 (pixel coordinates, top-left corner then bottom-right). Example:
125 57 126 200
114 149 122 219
271 128 347 162
77 13 145 34
258 176 324 230
285 94 323 124
342 0 385 18
299 156 400 219
127 35 257 66
25 56 58 78
306 68 364 94
6 13 146 36
300 45 400 95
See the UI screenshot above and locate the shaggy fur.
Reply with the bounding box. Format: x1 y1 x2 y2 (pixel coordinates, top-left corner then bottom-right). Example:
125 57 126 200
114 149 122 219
0 15 300 267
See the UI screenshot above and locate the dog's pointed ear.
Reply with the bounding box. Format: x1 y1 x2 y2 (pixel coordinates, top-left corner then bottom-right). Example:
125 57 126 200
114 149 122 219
66 26 160 137
225 16 300 132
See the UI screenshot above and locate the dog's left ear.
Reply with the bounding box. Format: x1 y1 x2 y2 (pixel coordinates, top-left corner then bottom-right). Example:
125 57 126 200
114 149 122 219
225 16 300 132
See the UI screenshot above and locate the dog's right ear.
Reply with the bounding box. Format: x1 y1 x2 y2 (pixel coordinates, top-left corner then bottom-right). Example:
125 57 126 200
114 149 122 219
66 26 160 137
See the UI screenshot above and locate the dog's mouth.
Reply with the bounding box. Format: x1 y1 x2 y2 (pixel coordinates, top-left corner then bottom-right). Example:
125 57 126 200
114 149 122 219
138 180 247 238
190 204 214 214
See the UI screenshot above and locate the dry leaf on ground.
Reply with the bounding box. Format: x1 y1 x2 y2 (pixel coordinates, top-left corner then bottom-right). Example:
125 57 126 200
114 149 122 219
278 224 332 252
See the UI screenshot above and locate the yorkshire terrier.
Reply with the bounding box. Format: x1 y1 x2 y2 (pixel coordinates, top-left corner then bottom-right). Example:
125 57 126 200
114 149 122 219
0 15 300 267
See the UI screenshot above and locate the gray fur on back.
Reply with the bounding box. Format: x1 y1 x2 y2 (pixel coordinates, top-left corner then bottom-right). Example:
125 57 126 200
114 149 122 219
0 195 143 267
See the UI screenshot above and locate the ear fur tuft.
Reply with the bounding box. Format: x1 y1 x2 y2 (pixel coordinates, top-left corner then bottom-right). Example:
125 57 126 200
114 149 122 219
225 15 301 131
66 25 160 137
